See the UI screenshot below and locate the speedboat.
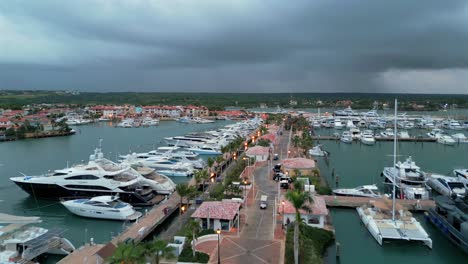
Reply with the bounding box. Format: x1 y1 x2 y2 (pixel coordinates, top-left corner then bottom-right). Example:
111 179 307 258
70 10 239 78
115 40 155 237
141 117 159 126
350 128 361 139
346 120 356 129
333 184 381 198
0 214 75 263
426 174 466 198
61 195 142 221
447 119 463 130
362 109 379 118
427 128 444 138
334 106 358 116
454 169 468 189
308 145 328 157
116 118 134 128
360 130 375 145
425 195 468 254
312 120 321 128
437 135 456 146
156 168 194 177
382 156 430 200
132 166 176 194
340 131 353 144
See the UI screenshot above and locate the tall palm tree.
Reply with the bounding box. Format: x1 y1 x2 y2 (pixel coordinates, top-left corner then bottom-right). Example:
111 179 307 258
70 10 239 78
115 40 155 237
175 183 190 216
108 242 144 264
186 219 201 258
194 169 209 193
285 183 312 264
143 239 175 264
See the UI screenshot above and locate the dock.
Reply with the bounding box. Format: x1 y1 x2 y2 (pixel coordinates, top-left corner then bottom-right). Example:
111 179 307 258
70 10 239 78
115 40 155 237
311 136 437 142
321 195 435 211
57 193 180 264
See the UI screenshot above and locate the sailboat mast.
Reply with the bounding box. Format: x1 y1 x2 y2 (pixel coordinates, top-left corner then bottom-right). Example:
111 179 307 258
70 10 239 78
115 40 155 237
392 99 397 221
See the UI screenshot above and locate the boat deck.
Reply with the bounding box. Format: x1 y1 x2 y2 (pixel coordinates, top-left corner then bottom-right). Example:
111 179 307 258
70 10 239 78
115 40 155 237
322 195 435 211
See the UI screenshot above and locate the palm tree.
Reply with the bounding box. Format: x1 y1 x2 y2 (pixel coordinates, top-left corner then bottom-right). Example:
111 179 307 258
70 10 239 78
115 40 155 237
108 242 144 264
292 135 300 148
285 182 312 264
194 169 209 193
175 183 190 216
186 219 201 258
143 239 175 264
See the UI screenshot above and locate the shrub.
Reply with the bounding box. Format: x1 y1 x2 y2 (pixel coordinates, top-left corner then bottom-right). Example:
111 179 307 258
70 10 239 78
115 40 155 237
285 224 334 264
178 245 210 263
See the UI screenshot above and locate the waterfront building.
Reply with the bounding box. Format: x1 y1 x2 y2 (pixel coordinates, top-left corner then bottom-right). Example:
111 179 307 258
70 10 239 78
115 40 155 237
142 105 182 118
88 105 125 118
281 158 316 176
245 146 270 162
280 196 329 229
184 105 209 117
191 201 241 231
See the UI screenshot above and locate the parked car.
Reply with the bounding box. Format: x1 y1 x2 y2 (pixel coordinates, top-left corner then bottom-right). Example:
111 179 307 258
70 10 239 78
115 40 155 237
273 153 279 160
260 195 268 209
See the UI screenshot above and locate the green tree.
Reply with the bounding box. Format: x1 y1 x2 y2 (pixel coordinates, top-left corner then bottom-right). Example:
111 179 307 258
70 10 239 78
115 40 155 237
175 183 190 216
292 135 300 148
186 219 201 258
285 182 313 264
194 169 209 193
108 243 145 264
143 239 175 264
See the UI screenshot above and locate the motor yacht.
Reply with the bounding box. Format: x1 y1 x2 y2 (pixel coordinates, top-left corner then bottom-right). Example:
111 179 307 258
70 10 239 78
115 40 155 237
132 166 176 194
453 169 468 189
346 120 356 129
187 145 222 155
340 131 353 144
426 174 466 198
382 156 430 200
446 119 463 130
312 120 321 128
0 214 75 263
334 119 344 130
333 184 381 198
350 128 361 139
156 168 194 177
10 146 158 206
141 117 159 126
308 145 328 157
116 118 134 128
427 128 443 138
451 133 467 143
437 134 456 146
360 130 376 145
334 106 358 116
380 128 394 138
425 195 468 254
362 109 379 118
61 195 142 221
397 131 410 139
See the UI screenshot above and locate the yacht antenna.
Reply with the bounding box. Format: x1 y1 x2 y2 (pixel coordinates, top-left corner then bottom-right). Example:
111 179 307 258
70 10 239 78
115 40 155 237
392 99 397 222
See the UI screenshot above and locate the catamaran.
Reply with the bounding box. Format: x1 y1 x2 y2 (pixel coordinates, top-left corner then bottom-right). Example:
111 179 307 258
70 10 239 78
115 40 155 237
357 99 432 249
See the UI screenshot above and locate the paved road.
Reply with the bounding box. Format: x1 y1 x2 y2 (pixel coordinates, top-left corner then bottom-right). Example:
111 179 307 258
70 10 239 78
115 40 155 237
241 128 291 241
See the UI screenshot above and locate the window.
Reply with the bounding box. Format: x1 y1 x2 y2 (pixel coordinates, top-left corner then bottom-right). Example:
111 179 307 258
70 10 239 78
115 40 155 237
53 172 68 176
65 175 99 180
65 185 110 190
308 217 320 225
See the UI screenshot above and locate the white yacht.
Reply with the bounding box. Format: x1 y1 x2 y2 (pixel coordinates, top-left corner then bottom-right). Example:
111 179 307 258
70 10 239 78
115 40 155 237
426 174 466 198
382 156 430 200
346 120 356 129
358 99 432 249
333 184 381 198
454 169 468 189
427 128 443 138
116 118 134 128
141 117 159 126
380 128 394 138
350 128 361 139
187 145 222 155
360 130 376 145
308 145 328 157
362 109 379 118
451 133 467 143
334 106 358 116
61 195 142 221
447 119 463 130
340 131 353 144
0 214 75 263
10 146 159 206
397 131 410 139
437 135 456 146
334 119 344 130
132 166 176 194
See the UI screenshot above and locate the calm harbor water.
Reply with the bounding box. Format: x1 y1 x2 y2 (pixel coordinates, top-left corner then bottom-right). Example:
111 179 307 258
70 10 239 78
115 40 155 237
315 127 467 263
0 120 233 252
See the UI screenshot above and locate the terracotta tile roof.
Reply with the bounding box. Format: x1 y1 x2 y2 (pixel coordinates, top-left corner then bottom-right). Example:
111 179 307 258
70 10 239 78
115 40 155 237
260 133 276 142
246 146 270 156
282 158 315 169
191 201 240 220
280 196 328 216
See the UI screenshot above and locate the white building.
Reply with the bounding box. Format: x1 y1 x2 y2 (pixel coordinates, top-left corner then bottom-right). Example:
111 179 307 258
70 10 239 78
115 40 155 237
191 201 241 231
280 196 328 229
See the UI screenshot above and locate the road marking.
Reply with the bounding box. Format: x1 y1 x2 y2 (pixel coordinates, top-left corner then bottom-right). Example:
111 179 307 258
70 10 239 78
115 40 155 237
255 210 265 239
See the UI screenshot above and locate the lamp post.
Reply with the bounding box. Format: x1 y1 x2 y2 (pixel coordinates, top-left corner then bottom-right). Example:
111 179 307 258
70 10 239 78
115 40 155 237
216 228 221 264
243 180 247 206
281 200 285 229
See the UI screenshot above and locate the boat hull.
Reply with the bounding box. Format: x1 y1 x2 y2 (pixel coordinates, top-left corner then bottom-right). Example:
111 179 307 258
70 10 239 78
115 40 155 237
11 181 156 206
62 202 142 221
425 209 468 254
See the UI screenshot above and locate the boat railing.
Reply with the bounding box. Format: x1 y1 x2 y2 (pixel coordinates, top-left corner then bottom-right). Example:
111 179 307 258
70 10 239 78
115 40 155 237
22 228 67 261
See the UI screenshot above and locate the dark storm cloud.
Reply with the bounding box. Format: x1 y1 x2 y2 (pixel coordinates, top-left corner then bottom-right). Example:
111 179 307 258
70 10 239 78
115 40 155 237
0 0 468 93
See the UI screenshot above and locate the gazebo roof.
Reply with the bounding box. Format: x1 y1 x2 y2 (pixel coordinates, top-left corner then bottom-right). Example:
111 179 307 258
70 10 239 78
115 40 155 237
280 196 328 216
282 158 315 169
246 146 270 156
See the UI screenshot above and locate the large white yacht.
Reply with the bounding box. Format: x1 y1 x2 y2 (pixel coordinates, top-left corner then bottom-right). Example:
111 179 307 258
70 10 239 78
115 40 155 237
358 99 432 249
382 156 430 200
360 130 376 145
0 214 75 263
333 184 381 198
334 106 358 116
186 145 222 155
10 146 160 206
340 131 353 144
61 195 142 221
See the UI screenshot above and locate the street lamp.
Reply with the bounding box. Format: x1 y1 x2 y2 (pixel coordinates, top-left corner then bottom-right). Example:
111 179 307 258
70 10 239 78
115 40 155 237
281 200 285 229
216 228 221 264
243 179 247 203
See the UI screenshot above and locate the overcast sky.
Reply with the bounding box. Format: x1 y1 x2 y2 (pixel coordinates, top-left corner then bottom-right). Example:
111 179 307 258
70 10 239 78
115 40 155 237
1 0 468 93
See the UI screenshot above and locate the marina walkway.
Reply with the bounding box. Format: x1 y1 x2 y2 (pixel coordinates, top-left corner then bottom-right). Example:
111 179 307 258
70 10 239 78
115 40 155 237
321 195 435 211
57 193 180 264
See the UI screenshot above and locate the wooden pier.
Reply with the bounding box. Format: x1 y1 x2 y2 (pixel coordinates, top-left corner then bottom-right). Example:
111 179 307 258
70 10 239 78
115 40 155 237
312 136 436 142
321 195 435 212
57 193 180 264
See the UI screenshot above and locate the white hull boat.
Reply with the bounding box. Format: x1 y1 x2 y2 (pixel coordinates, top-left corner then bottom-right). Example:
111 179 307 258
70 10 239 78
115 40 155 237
308 145 328 157
333 184 381 198
437 135 456 145
426 174 465 198
340 131 353 144
360 131 376 145
61 195 142 221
